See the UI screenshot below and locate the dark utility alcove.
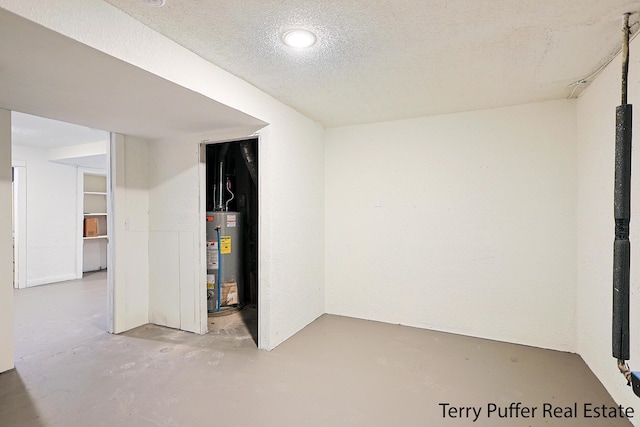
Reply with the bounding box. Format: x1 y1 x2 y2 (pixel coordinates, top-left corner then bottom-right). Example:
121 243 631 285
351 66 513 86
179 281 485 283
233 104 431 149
205 138 258 344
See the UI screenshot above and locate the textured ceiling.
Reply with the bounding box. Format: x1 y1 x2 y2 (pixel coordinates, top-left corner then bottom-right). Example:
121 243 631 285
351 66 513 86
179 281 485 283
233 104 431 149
105 0 640 127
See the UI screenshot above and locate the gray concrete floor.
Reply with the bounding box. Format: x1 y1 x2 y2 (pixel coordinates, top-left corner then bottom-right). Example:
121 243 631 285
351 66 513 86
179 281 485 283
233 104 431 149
0 271 633 426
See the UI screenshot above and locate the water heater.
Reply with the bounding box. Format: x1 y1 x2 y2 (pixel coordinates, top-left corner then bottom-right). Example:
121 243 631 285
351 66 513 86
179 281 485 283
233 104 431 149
206 211 243 312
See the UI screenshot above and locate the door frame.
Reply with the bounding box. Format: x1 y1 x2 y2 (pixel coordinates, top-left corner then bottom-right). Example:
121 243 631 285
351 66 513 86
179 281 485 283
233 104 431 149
199 134 263 346
11 160 26 289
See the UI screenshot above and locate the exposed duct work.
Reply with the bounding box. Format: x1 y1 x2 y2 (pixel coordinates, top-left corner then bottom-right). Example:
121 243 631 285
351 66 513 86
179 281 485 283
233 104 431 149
239 141 258 186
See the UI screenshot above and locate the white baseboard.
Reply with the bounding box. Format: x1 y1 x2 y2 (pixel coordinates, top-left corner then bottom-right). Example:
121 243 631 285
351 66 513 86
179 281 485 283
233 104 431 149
26 273 79 287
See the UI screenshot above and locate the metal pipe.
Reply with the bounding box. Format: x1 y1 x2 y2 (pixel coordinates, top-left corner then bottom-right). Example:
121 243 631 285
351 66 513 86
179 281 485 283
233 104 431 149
217 161 224 211
225 177 235 212
613 14 633 363
216 144 230 211
622 13 631 105
613 104 633 361
216 226 222 312
239 141 258 186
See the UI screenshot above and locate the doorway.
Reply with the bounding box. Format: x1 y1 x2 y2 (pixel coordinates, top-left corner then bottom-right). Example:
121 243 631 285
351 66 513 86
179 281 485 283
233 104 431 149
205 138 259 345
10 112 111 359
11 112 110 285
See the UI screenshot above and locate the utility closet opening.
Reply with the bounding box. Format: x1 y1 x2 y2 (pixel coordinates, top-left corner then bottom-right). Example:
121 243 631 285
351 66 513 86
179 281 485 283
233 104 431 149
205 138 258 346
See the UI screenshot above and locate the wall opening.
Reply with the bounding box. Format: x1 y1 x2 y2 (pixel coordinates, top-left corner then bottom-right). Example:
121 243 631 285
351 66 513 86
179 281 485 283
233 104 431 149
205 138 259 345
10 112 111 361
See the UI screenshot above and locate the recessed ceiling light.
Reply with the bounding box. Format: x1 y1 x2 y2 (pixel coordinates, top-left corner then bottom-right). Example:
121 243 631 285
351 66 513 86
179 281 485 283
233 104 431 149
141 0 166 6
282 29 317 49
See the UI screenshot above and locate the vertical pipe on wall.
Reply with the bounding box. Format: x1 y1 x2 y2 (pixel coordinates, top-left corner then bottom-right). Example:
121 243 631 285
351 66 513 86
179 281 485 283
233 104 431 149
613 13 633 363
217 161 224 211
622 14 630 106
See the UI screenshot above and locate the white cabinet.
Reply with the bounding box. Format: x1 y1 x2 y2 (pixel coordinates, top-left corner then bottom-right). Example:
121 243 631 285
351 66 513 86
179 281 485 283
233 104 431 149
81 172 107 272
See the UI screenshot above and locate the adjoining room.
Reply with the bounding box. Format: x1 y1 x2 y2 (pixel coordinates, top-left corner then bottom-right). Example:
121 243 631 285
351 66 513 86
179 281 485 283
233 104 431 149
11 112 110 361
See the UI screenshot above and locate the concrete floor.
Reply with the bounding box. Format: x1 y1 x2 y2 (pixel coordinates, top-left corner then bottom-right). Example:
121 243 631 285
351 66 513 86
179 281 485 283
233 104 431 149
0 272 633 426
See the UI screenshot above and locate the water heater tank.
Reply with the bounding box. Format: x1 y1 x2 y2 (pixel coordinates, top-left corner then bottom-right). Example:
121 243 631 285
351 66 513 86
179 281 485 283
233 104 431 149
206 211 243 312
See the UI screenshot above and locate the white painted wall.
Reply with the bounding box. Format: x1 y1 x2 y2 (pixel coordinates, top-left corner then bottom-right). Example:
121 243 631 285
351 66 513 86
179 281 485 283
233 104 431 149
82 238 107 272
259 122 325 348
576 35 640 420
148 136 201 332
109 134 150 334
146 119 325 348
12 144 78 286
325 99 578 352
0 108 14 373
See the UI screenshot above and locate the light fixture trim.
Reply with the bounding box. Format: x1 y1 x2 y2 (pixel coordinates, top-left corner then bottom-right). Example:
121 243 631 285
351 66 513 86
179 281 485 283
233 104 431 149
141 0 166 7
282 29 317 49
